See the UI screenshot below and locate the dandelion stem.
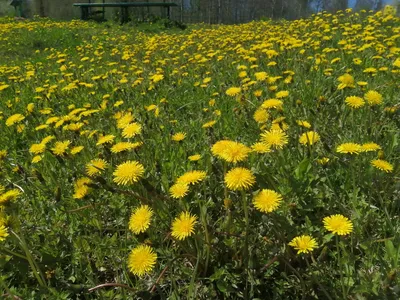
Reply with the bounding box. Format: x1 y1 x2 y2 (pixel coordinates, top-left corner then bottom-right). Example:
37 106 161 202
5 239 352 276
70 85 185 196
88 283 136 293
150 265 169 293
0 276 19 300
281 257 307 300
305 258 333 300
201 206 211 276
336 236 347 299
188 239 201 299
0 248 28 260
10 230 47 288
197 195 211 277
241 190 249 300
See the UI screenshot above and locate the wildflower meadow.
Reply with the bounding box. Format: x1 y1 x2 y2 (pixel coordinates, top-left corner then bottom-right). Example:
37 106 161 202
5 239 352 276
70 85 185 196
0 6 399 299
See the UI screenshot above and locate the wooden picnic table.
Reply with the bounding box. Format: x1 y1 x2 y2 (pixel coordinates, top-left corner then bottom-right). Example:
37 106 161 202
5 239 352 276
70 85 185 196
73 2 178 24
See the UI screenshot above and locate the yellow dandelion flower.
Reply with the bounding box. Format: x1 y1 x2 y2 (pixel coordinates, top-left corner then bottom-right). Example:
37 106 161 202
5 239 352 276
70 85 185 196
261 98 283 110
0 150 7 160
51 140 70 156
129 205 153 234
317 157 330 165
336 143 362 154
17 124 25 133
0 84 10 91
73 177 92 199
117 113 134 129
113 161 145 185
202 120 217 128
260 129 289 149
188 154 201 161
296 120 311 128
32 155 43 163
172 132 186 142
35 124 49 131
6 114 25 126
0 224 9 242
364 90 383 106
253 108 269 124
361 143 381 152
29 143 46 155
226 87 241 96
128 245 157 277
253 189 282 213
224 167 255 191
211 140 232 157
151 74 164 83
323 214 353 235
254 90 263 97
146 104 157 112
171 211 197 240
96 135 115 146
255 72 268 81
0 189 21 204
71 146 84 155
176 170 206 185
169 182 189 199
111 142 141 153
63 123 84 132
212 141 251 164
26 103 35 113
299 131 320 145
275 90 289 99
251 142 271 153
239 71 247 78
345 96 365 108
46 116 59 125
289 235 318 254
371 159 393 173
122 122 142 138
86 159 107 177
41 135 55 145
337 73 355 89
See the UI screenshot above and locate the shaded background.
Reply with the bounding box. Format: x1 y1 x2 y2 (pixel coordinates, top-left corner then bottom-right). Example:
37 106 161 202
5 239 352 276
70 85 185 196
0 0 397 23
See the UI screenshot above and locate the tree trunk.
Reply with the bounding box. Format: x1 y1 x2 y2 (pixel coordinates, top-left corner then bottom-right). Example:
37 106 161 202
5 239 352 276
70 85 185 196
217 0 221 23
39 0 45 17
180 0 183 22
375 0 383 10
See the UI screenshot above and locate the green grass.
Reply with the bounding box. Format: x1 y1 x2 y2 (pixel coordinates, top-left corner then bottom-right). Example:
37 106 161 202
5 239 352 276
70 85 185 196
0 9 399 299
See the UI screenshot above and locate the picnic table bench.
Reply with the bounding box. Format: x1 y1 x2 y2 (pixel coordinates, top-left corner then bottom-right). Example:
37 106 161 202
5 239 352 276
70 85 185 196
73 2 178 24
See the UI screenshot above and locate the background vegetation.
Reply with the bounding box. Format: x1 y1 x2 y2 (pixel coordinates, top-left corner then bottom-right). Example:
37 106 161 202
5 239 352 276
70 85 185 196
0 0 399 23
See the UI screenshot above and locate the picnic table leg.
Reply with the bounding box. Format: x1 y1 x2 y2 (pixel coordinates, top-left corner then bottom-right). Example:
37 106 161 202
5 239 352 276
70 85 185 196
167 6 171 19
81 7 89 20
121 6 129 24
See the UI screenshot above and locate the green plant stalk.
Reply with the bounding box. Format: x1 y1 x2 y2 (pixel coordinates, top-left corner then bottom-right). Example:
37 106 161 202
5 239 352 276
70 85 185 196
241 190 249 300
10 230 47 288
188 238 201 300
223 161 233 234
223 161 228 199
0 247 28 260
281 257 307 299
0 276 14 298
336 236 347 299
199 200 210 276
351 158 358 215
305 258 333 300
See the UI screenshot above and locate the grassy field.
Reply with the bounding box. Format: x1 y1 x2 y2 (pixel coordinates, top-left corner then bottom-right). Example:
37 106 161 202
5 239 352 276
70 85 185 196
0 7 399 299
